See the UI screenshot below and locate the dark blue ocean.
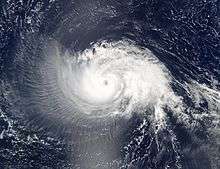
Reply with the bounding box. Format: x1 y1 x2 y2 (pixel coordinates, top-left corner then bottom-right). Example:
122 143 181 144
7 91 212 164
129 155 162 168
0 0 219 169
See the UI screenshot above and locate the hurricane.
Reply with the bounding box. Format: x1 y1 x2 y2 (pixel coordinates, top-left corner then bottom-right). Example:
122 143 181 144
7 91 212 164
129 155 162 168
0 0 219 169
34 40 179 118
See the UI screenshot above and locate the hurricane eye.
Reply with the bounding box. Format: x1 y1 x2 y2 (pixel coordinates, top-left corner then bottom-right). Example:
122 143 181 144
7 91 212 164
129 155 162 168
104 80 108 85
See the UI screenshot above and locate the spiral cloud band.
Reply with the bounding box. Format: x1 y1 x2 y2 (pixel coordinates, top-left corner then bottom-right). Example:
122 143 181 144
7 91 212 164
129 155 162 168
18 38 183 132
16 36 220 168
51 40 180 123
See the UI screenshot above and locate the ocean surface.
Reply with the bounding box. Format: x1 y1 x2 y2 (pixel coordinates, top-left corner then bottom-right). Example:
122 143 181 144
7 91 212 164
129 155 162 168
0 0 219 169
